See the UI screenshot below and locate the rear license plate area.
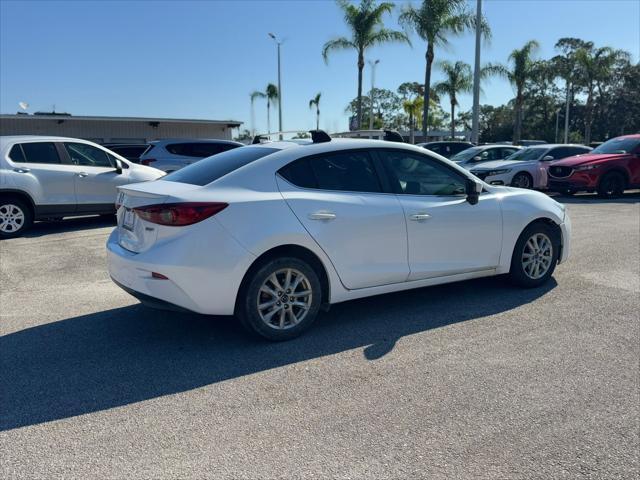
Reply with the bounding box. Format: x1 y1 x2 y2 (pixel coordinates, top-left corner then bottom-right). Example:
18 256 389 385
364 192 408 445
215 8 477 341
122 208 136 231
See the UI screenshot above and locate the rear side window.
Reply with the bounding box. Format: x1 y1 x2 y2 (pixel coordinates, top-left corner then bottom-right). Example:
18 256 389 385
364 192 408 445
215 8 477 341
165 142 238 157
8 144 26 163
163 146 278 186
20 142 61 164
280 151 381 193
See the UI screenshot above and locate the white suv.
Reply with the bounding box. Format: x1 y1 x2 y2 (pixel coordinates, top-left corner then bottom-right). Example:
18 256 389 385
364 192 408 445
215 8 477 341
138 139 243 172
0 136 164 238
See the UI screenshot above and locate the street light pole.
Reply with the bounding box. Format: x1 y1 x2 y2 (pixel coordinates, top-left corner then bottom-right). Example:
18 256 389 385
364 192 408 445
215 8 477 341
471 0 482 144
269 33 283 139
368 59 379 130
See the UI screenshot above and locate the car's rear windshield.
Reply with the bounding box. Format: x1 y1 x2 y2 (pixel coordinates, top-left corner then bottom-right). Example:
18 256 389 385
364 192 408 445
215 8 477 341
592 137 640 154
162 146 279 186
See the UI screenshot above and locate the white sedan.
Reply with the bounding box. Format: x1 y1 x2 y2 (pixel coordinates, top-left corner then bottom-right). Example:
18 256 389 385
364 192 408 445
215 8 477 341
467 144 592 189
107 134 571 340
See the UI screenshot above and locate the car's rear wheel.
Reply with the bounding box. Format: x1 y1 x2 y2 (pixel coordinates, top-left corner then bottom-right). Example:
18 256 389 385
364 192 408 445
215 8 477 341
508 222 560 288
597 172 626 198
237 257 322 341
0 198 33 239
511 172 533 189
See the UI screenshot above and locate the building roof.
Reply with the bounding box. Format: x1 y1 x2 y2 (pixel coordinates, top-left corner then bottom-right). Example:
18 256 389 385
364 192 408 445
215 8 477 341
0 113 242 127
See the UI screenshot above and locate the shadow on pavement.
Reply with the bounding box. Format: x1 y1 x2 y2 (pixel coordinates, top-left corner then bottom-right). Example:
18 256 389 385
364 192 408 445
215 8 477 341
551 190 640 204
0 276 556 431
22 215 116 238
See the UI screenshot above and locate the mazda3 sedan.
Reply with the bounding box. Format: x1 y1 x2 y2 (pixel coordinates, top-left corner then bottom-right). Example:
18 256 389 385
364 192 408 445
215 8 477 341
107 133 571 340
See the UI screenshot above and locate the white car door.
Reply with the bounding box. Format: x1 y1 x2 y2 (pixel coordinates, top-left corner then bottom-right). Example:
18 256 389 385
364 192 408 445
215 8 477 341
62 142 129 211
277 149 409 289
7 141 78 209
377 149 502 281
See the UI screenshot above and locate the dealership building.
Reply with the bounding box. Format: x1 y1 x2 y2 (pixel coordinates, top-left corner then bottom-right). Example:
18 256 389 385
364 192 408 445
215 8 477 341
0 113 242 144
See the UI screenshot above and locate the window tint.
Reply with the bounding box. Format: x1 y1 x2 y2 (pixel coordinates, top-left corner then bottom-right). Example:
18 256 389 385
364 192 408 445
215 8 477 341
165 142 237 157
64 143 113 167
380 150 466 196
286 151 381 193
164 146 278 186
20 142 61 164
8 144 26 163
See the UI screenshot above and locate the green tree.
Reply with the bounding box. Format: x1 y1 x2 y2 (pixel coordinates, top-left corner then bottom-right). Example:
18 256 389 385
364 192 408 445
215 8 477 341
432 60 473 139
323 0 409 130
487 40 540 142
399 0 489 138
402 96 423 143
250 83 279 134
308 93 322 130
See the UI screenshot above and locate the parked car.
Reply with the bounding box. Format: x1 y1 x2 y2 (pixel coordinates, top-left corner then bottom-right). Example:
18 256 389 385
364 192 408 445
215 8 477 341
450 144 522 168
547 134 640 197
103 143 149 163
108 133 571 341
468 144 592 189
515 140 547 147
417 141 474 158
0 136 164 238
138 139 243 172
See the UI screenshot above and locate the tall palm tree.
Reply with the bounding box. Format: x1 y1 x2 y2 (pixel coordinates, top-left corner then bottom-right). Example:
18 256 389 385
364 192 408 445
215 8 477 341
486 40 540 143
402 96 423 144
309 93 322 130
251 84 279 134
399 0 489 139
322 0 409 130
432 61 473 139
574 46 629 144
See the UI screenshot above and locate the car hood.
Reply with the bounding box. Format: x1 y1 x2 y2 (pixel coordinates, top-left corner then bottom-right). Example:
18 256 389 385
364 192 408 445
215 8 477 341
468 159 528 171
550 152 630 167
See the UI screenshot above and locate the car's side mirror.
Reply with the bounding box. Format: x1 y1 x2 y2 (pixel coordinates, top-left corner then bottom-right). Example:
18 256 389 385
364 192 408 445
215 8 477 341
114 158 123 174
542 155 555 161
466 178 482 205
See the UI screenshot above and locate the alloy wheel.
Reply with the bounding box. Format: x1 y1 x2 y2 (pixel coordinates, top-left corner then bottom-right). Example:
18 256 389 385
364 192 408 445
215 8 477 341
257 268 313 330
521 233 553 280
0 204 25 234
512 174 532 189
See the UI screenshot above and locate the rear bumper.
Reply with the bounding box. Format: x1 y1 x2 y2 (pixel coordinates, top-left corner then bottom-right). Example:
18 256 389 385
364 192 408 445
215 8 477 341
106 221 256 315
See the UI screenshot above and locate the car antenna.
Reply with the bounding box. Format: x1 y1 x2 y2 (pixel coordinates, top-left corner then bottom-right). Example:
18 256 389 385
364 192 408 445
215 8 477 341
309 130 331 143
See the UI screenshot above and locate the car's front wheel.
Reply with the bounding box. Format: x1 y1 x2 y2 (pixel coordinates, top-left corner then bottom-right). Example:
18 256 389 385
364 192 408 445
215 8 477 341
511 172 533 189
237 257 322 341
0 198 33 239
597 171 626 198
508 222 560 288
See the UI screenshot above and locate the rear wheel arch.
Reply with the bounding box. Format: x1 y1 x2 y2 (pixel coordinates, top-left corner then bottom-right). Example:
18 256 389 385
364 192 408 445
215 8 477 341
236 244 331 311
0 190 36 217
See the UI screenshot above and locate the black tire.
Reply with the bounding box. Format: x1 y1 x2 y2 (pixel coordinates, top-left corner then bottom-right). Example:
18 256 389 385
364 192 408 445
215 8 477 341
236 256 322 341
0 198 33 239
508 222 560 288
511 172 534 189
597 171 626 198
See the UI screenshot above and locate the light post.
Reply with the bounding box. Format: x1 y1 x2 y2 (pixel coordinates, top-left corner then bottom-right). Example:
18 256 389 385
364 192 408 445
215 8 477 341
471 0 482 144
555 108 562 143
268 33 283 138
368 59 379 130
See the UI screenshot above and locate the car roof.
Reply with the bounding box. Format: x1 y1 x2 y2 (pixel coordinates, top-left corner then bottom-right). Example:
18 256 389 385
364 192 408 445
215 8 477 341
150 138 243 145
0 135 106 150
524 143 589 149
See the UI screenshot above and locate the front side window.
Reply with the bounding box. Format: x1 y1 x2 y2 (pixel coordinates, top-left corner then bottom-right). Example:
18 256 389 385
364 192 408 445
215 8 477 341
20 142 61 164
64 143 113 167
380 150 466 196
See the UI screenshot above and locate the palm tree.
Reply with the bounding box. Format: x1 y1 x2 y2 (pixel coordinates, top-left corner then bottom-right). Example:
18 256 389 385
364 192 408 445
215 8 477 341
322 0 409 130
574 46 629 144
309 93 322 130
432 61 473 139
486 40 540 143
399 0 489 139
402 96 423 144
251 84 279 134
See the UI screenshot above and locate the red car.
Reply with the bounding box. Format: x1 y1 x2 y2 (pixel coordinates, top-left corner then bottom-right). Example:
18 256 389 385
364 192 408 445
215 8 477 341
547 134 640 197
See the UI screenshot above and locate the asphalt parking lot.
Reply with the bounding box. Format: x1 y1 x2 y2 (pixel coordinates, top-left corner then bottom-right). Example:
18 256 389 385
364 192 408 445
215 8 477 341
1 193 638 479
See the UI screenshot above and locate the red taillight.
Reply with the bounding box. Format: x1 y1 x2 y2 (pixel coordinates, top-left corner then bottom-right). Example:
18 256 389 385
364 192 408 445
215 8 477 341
133 202 228 226
141 158 156 166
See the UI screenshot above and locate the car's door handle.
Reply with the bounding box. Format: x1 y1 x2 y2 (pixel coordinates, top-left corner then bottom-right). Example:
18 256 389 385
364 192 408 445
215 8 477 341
76 172 89 178
308 212 336 221
409 213 431 221
13 167 30 173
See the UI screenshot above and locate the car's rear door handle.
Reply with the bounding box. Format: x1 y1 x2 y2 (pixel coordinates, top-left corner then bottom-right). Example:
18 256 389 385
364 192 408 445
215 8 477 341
308 212 336 220
13 167 30 173
76 172 89 178
409 213 431 221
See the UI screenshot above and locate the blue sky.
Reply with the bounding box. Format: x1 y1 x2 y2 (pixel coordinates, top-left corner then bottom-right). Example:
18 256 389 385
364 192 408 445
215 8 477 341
1 0 638 134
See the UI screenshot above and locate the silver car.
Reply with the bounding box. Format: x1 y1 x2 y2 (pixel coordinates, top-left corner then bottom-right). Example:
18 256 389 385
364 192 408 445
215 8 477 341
138 139 243 173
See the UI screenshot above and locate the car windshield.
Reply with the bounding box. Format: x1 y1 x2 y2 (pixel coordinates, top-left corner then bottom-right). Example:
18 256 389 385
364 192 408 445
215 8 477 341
505 147 547 161
450 146 484 162
592 137 640 154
